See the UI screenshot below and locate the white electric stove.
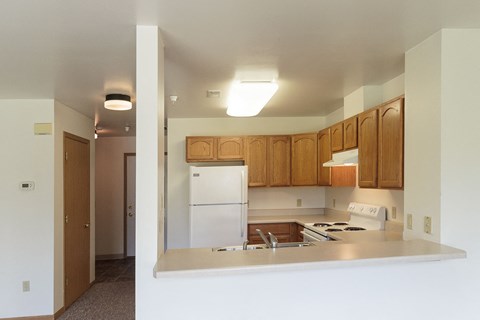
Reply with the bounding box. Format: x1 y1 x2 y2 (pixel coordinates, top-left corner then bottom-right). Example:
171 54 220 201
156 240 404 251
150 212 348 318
302 202 386 241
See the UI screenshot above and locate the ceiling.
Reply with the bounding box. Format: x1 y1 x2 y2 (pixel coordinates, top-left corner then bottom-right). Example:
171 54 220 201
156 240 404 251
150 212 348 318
1 0 480 136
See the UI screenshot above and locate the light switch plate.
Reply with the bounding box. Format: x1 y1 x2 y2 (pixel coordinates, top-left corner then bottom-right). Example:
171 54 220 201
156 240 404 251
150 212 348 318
407 214 413 230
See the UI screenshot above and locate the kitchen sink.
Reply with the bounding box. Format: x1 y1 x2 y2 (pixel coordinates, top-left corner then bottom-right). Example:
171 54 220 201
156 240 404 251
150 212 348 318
212 242 314 252
212 245 266 252
275 242 314 248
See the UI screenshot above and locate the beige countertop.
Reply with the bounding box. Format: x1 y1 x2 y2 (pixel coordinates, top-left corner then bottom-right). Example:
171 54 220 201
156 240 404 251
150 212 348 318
155 239 465 277
155 214 466 278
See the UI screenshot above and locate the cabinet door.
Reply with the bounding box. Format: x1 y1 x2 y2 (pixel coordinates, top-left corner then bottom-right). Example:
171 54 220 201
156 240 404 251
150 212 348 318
246 136 267 187
268 136 291 186
331 166 356 187
378 98 404 188
186 136 217 162
358 109 378 188
296 224 304 242
343 117 358 149
291 133 318 186
331 123 344 152
217 137 244 160
317 128 332 186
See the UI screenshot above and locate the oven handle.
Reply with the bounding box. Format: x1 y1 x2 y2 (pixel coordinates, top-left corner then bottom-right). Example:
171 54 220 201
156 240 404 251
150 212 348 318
301 230 328 242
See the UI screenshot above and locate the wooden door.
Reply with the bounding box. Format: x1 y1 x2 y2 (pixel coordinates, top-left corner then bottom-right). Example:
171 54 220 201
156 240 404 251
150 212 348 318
268 136 291 186
317 128 332 186
246 136 267 187
186 136 217 162
124 153 136 257
217 137 244 160
291 133 318 186
331 123 344 152
358 109 378 188
378 98 404 188
343 116 358 149
64 133 90 308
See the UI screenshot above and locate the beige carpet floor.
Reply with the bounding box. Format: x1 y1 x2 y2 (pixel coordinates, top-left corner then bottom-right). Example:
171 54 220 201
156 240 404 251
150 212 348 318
59 258 135 319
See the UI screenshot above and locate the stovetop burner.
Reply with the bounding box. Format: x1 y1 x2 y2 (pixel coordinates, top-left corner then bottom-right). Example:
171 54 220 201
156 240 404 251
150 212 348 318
343 226 366 231
332 222 349 226
313 222 332 227
324 228 343 232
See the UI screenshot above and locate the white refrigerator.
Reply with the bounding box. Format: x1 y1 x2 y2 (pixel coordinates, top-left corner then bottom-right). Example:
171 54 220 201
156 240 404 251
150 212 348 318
189 165 248 248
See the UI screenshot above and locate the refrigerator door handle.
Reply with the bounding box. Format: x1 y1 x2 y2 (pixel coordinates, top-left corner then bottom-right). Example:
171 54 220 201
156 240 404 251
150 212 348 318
240 207 244 237
240 170 246 237
241 170 245 203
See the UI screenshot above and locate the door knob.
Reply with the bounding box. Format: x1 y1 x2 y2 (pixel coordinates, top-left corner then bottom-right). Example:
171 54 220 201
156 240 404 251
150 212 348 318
84 223 90 228
128 212 134 217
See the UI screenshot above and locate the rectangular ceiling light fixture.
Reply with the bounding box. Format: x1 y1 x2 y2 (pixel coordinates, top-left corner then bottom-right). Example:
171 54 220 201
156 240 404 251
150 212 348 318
226 81 278 117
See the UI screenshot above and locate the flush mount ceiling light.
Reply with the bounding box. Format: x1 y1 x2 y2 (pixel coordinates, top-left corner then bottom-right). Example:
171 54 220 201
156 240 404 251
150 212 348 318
104 94 132 111
226 81 278 117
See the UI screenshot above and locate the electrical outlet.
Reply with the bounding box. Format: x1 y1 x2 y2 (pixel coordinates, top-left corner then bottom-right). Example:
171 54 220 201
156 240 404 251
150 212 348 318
22 281 30 292
424 216 432 234
392 207 397 219
407 214 413 230
296 199 302 207
333 199 336 208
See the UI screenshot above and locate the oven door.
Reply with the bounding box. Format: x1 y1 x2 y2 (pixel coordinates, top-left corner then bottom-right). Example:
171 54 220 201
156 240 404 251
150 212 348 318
301 229 330 242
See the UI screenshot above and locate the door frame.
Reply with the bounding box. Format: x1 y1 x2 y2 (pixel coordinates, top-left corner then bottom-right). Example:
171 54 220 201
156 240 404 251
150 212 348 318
124 153 136 257
63 132 90 308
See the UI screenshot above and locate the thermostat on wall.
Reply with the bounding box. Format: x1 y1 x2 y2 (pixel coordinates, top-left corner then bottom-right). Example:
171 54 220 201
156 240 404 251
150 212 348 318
20 181 35 191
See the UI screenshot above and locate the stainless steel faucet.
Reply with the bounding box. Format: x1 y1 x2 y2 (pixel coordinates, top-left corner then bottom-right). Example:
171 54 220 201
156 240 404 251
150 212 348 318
256 229 271 248
268 232 279 248
242 240 249 250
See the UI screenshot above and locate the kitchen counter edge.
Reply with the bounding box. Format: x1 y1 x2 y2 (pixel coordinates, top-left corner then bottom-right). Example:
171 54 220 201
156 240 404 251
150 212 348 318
154 239 466 278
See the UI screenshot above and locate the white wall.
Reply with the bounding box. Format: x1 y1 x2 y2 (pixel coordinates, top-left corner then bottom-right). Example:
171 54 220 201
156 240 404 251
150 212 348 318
54 101 95 312
95 137 136 257
248 186 325 209
404 32 442 241
382 74 405 102
344 85 383 118
167 117 326 249
136 26 165 319
0 100 55 318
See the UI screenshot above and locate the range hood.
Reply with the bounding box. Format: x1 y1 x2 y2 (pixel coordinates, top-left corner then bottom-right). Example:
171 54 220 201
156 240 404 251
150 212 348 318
323 149 358 167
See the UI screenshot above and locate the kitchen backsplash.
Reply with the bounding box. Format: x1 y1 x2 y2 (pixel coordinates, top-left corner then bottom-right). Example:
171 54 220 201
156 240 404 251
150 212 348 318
248 186 326 209
249 208 325 216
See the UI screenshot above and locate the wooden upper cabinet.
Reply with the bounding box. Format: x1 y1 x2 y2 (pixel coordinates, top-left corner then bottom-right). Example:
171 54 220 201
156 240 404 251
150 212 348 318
317 128 332 186
378 98 404 188
186 136 217 162
268 136 291 186
217 137 244 160
358 109 378 188
343 116 358 150
245 136 267 187
331 123 344 152
291 133 318 186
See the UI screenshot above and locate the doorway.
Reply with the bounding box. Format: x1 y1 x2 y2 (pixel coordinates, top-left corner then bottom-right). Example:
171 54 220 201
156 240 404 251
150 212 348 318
124 153 136 257
64 133 90 308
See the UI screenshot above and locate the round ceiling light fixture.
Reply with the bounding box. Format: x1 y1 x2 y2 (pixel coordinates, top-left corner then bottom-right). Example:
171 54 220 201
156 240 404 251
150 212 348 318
104 94 132 111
